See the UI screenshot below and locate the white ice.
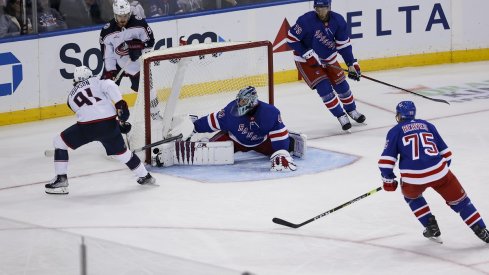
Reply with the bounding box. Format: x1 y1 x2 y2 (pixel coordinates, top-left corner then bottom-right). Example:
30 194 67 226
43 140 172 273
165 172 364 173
1 61 489 275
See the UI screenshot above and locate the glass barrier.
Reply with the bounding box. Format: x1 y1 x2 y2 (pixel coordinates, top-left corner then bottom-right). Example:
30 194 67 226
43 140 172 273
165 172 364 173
1 0 293 39
0 217 246 275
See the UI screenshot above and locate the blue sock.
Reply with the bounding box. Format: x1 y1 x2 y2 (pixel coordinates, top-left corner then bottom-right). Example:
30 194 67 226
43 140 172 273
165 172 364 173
405 196 433 227
450 197 486 229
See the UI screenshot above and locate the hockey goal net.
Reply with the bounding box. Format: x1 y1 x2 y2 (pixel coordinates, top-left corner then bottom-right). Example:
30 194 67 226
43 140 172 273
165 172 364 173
128 41 274 164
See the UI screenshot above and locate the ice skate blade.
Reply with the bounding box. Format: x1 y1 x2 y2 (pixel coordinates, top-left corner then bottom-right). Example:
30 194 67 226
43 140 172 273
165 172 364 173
140 182 159 187
45 187 69 195
426 236 443 244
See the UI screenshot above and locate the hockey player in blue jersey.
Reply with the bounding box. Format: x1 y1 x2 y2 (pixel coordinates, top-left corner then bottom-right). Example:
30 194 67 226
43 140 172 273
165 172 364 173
378 101 489 243
192 86 298 172
287 0 365 131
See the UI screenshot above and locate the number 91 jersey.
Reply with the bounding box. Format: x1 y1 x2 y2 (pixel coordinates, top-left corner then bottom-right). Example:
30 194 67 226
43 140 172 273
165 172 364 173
378 119 453 185
67 78 123 123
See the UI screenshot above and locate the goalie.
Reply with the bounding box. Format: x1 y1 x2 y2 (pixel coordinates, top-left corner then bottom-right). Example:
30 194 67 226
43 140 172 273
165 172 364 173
188 86 305 172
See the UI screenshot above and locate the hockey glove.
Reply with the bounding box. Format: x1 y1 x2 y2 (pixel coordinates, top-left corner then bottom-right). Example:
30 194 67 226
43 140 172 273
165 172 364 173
347 61 361 81
129 49 143 61
270 150 297 172
382 176 398 192
302 49 321 67
115 100 130 122
101 70 117 80
119 121 132 134
126 39 146 50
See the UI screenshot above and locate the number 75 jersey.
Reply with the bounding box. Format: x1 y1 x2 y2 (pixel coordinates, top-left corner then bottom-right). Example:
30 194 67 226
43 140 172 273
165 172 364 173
378 119 453 185
67 78 123 123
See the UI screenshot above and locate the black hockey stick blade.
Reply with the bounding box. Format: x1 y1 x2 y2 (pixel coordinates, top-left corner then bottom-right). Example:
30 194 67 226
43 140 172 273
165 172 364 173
272 217 302 228
132 134 183 153
272 186 382 229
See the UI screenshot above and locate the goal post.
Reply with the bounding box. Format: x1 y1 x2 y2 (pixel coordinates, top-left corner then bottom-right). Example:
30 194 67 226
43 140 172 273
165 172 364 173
128 40 274 164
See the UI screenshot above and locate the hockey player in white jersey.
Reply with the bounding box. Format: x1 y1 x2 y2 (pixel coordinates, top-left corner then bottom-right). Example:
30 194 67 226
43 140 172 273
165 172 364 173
99 0 155 92
45 66 155 194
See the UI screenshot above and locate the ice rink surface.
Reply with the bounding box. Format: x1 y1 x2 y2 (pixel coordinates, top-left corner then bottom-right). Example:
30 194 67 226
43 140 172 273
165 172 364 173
1 61 489 274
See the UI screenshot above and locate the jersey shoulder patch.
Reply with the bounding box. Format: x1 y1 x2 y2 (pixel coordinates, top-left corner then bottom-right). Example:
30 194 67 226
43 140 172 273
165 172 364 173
103 22 111 29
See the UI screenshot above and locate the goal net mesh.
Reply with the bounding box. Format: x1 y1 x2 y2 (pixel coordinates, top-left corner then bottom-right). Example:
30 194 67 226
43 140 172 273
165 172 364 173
128 41 273 163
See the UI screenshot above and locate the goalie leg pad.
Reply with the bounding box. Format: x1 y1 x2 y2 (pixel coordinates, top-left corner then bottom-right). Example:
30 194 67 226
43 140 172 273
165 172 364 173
153 141 234 166
289 132 307 159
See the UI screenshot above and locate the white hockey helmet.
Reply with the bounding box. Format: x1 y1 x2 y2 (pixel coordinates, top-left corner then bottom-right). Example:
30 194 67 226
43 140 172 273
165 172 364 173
73 66 93 83
113 0 131 16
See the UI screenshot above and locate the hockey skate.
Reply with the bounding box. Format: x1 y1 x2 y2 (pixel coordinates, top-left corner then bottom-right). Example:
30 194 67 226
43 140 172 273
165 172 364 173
423 216 443 244
472 225 489 243
45 175 69 194
337 114 352 131
347 109 366 123
137 173 156 185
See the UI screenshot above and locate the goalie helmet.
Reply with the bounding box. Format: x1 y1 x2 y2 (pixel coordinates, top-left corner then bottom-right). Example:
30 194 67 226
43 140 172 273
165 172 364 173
73 66 93 83
396 101 416 122
314 0 331 7
233 86 259 116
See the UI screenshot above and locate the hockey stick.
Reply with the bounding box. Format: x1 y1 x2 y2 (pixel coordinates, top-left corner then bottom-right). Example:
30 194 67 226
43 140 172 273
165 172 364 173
272 186 382 229
325 64 450 105
132 133 183 153
44 133 183 157
114 59 132 82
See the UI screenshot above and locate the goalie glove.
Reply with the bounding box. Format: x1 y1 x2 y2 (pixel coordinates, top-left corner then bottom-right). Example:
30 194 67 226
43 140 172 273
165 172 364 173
115 100 130 122
382 176 398 192
270 150 297 172
347 61 361 81
302 49 322 67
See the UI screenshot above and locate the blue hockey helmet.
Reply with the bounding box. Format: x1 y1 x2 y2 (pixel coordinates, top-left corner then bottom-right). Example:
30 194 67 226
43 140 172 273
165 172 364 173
233 86 259 116
396 101 416 122
314 0 331 7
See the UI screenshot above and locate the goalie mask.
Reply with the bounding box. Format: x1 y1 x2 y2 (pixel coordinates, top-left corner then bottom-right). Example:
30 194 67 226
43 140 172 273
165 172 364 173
396 101 416 122
232 86 259 116
73 66 93 83
113 0 131 27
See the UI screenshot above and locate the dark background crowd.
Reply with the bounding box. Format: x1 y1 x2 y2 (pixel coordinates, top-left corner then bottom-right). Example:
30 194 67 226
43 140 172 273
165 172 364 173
1 0 280 38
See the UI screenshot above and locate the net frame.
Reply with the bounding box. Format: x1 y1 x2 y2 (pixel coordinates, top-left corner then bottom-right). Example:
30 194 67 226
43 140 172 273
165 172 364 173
139 40 274 163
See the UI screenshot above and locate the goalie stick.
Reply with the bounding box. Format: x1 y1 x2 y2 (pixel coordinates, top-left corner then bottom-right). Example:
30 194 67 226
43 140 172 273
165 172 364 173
325 64 450 105
132 133 183 153
272 187 382 229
